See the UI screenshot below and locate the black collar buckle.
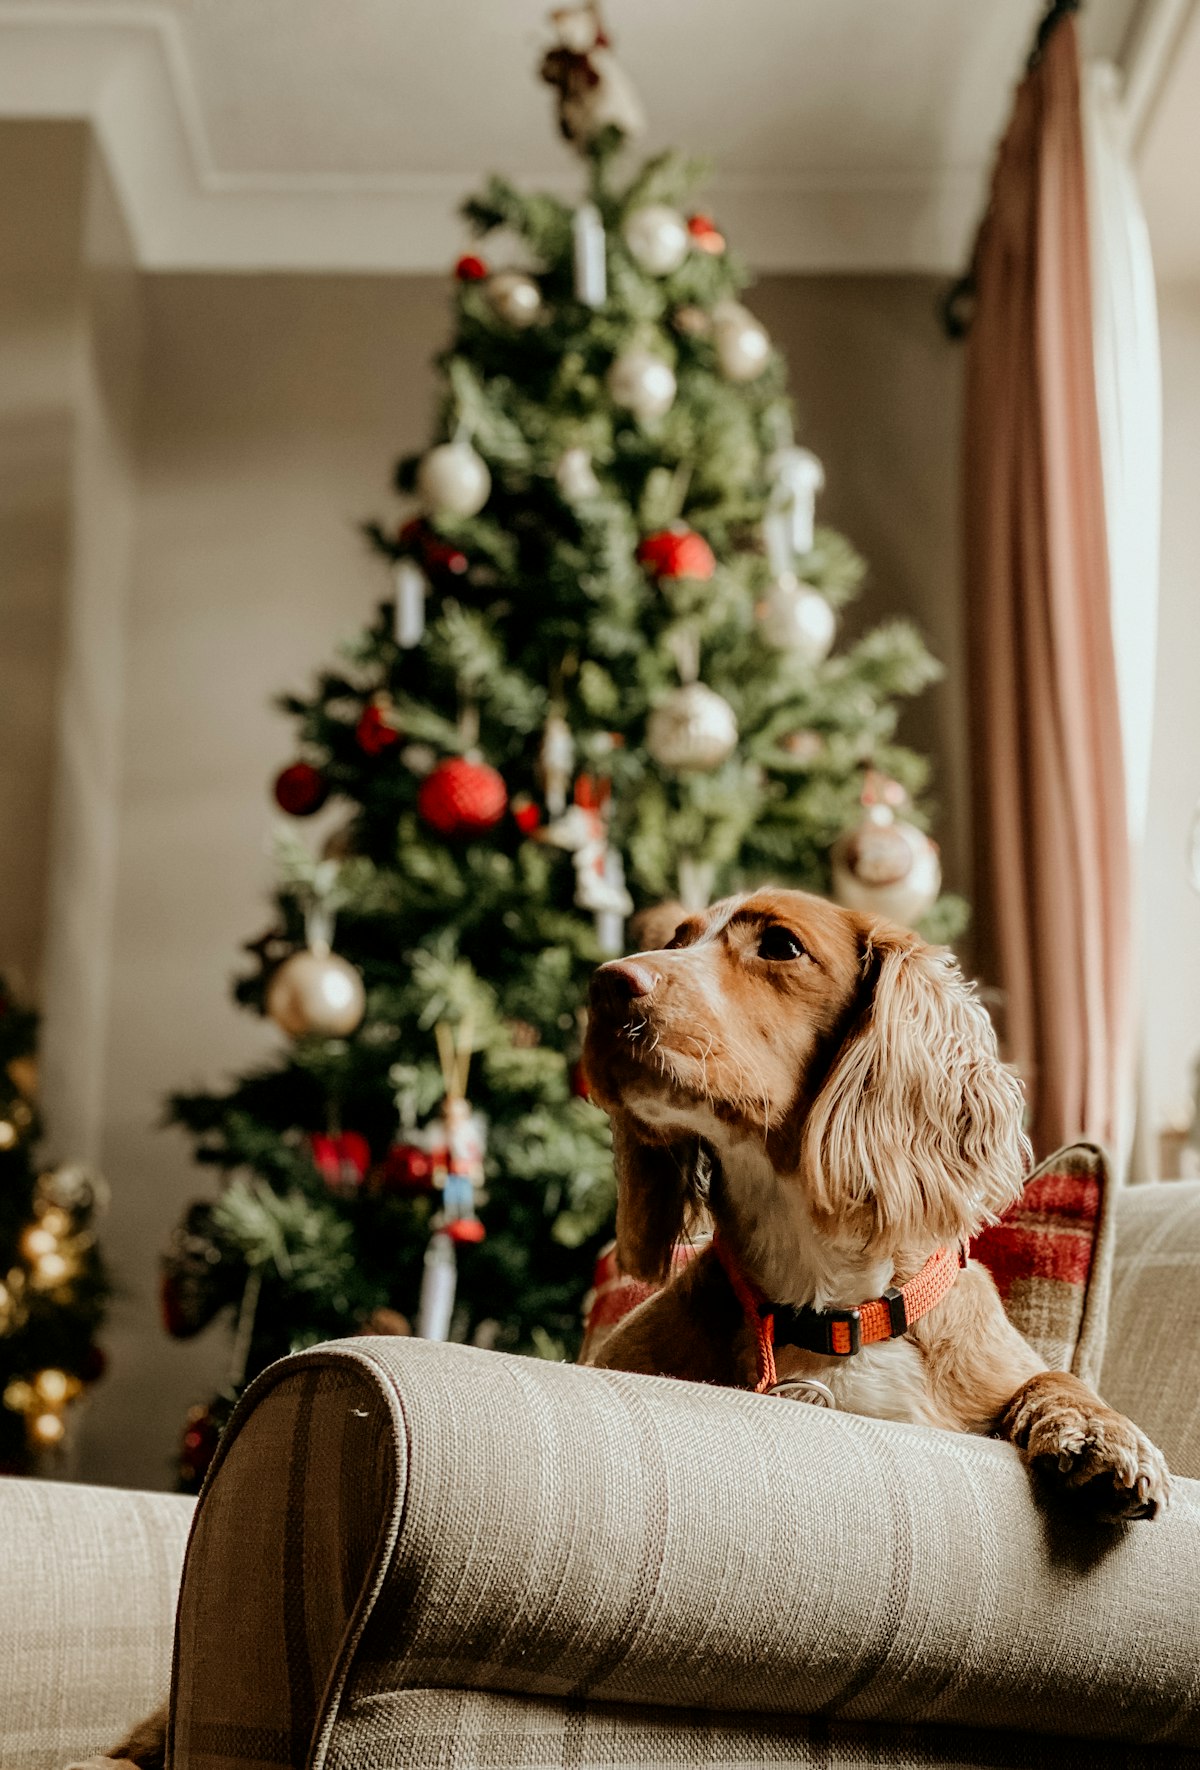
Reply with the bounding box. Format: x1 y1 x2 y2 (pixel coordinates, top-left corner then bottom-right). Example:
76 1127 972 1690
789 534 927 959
766 1301 862 1357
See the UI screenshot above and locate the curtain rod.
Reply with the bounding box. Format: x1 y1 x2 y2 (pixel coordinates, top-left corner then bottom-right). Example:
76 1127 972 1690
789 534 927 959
940 0 1083 340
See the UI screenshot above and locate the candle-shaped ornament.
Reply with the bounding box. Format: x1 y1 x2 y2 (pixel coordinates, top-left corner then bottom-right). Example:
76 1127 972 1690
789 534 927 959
416 1232 457 1341
393 558 428 648
767 445 825 557
573 202 607 307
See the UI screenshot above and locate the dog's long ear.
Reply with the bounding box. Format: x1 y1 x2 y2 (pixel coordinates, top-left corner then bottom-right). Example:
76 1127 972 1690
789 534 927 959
611 1109 701 1282
802 923 1028 1252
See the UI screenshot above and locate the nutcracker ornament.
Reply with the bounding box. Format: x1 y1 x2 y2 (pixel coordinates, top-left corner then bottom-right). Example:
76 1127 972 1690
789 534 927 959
830 772 942 929
415 1023 488 1343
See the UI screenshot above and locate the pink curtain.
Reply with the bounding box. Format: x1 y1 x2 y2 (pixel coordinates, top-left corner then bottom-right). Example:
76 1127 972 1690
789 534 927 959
965 18 1131 1161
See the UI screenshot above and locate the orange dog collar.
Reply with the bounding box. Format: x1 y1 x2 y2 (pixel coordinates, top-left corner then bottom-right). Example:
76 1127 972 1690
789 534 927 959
713 1235 965 1395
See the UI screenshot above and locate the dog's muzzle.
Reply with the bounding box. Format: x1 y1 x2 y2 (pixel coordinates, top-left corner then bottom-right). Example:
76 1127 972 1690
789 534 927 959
589 959 660 1021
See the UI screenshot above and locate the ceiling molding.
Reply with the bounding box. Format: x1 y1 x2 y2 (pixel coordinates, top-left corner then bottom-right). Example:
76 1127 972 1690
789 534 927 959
0 3 989 274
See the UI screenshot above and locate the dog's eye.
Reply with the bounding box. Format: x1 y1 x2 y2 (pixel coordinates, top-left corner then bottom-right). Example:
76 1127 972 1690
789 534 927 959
757 925 807 962
663 923 690 951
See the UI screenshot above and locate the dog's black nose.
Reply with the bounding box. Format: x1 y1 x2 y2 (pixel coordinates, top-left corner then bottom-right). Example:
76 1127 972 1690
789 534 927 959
590 959 659 1010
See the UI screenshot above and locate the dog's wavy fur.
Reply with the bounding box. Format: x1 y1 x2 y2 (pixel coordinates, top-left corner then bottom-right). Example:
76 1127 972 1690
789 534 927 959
584 887 1169 1519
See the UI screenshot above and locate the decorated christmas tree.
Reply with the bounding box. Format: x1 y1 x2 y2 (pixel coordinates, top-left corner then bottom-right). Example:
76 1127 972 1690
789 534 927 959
0 979 108 1469
164 5 962 1488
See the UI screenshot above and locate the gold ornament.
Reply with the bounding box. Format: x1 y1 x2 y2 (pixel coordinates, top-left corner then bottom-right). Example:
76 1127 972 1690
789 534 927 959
622 205 689 276
416 440 491 518
607 348 676 422
0 1121 17 1151
713 300 771 382
266 948 366 1038
646 683 739 773
831 786 942 929
31 1411 65 1446
7 1056 37 1098
756 574 836 663
487 271 543 328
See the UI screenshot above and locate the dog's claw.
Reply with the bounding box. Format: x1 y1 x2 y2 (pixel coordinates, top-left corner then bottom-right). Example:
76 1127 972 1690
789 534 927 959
1006 1381 1171 1523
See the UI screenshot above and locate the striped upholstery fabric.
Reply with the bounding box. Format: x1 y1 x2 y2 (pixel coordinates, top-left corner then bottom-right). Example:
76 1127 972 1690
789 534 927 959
170 1330 1200 1768
320 1688 1189 1769
582 1144 1114 1382
0 1476 192 1770
1101 1179 1200 1478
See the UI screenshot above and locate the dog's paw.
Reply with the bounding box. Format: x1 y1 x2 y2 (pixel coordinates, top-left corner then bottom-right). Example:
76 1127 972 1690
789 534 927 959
1002 1373 1170 1522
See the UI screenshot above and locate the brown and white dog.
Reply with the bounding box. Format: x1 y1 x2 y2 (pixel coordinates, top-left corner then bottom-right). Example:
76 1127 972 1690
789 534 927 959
583 887 1168 1522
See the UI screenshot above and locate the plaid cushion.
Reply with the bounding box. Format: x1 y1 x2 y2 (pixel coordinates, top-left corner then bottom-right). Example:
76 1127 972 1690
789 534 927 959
581 1143 1113 1382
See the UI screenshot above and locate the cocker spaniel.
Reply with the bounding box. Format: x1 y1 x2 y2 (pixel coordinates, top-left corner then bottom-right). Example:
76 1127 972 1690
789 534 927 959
583 887 1168 1522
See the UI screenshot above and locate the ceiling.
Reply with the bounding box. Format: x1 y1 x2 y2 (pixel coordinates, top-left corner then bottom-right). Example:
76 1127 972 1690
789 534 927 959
0 0 1190 274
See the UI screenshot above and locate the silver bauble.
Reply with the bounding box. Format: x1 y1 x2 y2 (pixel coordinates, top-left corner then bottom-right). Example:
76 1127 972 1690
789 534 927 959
757 574 836 663
647 683 738 773
267 949 366 1038
622 204 689 276
713 300 771 382
417 440 491 518
487 271 542 329
830 809 941 929
555 446 601 503
607 348 677 422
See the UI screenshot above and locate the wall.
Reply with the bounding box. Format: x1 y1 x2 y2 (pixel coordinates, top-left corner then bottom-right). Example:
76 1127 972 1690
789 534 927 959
1141 283 1200 1141
74 268 964 1487
0 123 84 995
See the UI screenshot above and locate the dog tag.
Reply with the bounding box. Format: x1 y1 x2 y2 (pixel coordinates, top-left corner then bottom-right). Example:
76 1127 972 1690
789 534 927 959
767 1378 836 1408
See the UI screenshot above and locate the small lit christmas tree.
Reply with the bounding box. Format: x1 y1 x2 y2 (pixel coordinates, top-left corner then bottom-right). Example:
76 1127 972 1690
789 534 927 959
0 979 108 1469
164 5 962 1488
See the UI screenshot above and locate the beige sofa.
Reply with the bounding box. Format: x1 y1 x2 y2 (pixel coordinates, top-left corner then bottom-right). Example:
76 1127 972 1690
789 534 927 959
5 1180 1200 1770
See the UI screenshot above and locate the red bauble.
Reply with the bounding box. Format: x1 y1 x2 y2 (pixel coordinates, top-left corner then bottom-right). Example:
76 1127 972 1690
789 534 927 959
686 213 726 254
455 253 489 282
380 1143 437 1193
512 795 541 836
273 761 328 817
397 518 469 580
179 1404 221 1488
637 528 717 581
418 758 508 836
444 1216 486 1244
356 698 402 755
80 1342 108 1384
310 1131 371 1191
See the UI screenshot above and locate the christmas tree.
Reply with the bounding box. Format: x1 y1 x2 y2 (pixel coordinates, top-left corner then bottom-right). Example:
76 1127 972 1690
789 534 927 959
0 978 108 1469
164 6 962 1488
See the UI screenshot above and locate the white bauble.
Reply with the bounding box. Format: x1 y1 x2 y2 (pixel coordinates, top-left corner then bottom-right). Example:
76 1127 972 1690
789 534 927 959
487 271 542 329
555 446 601 503
417 440 491 518
713 300 771 382
757 573 836 663
607 348 677 422
266 949 366 1038
622 205 689 276
830 808 942 929
647 683 738 773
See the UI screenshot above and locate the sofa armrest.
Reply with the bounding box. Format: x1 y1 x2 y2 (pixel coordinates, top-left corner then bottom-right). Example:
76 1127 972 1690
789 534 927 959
169 1338 1200 1769
0 1476 193 1770
1102 1179 1200 1477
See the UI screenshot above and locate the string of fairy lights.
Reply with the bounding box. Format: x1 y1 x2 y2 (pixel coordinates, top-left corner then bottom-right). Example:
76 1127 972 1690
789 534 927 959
0 1020 108 1458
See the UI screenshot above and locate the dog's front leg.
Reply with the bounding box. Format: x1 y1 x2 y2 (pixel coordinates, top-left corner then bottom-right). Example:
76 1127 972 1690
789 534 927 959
997 1371 1170 1521
66 1700 167 1770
